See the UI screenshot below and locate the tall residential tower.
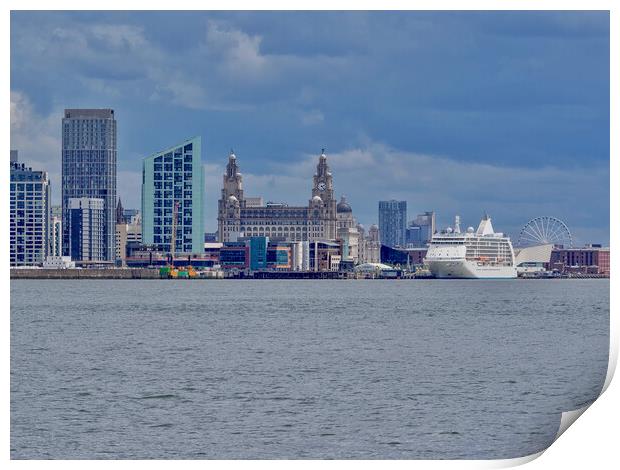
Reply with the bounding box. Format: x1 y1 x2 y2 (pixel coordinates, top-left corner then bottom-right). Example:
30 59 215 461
62 109 117 261
378 200 407 248
141 137 204 254
10 151 51 266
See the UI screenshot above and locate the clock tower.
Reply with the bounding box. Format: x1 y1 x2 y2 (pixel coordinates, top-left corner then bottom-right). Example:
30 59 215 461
312 149 334 201
309 149 337 240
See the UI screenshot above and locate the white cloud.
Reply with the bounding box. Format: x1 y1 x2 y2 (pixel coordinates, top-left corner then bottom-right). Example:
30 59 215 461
10 90 62 203
204 20 267 77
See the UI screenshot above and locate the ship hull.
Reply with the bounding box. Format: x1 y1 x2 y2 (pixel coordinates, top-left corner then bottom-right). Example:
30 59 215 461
427 259 517 279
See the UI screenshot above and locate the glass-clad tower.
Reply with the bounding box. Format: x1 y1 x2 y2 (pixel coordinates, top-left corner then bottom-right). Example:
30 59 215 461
142 137 204 254
378 200 407 248
10 152 51 266
62 109 117 261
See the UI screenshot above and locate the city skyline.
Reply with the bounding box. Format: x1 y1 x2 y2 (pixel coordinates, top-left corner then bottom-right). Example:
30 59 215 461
10 11 610 245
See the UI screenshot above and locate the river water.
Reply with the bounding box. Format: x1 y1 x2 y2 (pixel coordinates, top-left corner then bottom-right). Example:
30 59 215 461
10 279 609 459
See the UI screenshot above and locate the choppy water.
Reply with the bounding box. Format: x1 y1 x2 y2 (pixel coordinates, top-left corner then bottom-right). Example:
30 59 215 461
10 279 609 459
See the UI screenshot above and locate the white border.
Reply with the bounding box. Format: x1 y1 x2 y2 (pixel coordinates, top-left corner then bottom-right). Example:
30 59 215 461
3 1 617 468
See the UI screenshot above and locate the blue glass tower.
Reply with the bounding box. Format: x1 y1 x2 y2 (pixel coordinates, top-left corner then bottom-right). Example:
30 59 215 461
378 200 407 248
141 137 204 254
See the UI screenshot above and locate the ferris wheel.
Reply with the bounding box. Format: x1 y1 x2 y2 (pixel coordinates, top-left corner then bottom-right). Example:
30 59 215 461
517 216 573 248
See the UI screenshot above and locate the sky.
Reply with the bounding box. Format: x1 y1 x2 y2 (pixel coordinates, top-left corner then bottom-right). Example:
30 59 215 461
10 11 610 245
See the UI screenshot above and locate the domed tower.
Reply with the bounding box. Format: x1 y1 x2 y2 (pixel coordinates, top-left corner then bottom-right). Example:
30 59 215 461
309 149 337 240
218 150 244 241
337 195 355 230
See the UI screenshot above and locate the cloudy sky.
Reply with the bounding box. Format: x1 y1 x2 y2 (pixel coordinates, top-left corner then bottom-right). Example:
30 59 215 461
10 11 610 244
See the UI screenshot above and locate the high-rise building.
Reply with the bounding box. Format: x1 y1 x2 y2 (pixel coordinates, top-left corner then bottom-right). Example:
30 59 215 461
378 200 407 248
406 211 436 247
141 137 204 254
68 197 105 262
10 151 51 267
218 149 339 242
62 109 117 261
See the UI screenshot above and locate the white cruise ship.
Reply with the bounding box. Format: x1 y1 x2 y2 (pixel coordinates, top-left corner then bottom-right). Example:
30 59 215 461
424 214 517 279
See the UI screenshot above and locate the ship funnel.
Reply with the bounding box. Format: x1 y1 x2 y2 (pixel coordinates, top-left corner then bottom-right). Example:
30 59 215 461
454 215 461 234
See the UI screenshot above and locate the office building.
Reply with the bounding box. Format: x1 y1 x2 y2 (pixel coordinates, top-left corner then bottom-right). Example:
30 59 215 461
68 197 105 262
10 151 51 266
218 150 339 243
142 137 204 254
309 240 342 272
62 109 117 261
267 242 291 270
378 200 407 248
115 215 142 265
249 236 269 271
406 211 436 247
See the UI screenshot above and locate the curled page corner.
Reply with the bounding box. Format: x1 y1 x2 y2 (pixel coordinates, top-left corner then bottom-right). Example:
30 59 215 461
482 403 593 469
554 404 591 441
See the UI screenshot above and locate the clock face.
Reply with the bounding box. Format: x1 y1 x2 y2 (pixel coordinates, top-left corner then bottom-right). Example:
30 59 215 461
318 182 326 191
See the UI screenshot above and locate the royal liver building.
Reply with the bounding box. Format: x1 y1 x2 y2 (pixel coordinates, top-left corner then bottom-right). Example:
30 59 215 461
218 150 340 242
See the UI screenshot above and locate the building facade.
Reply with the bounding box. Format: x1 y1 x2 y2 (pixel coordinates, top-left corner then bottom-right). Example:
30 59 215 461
358 223 381 264
115 216 142 265
406 211 436 247
549 246 610 275
10 152 51 267
68 197 105 262
336 196 360 262
50 215 62 257
378 200 407 248
62 109 117 261
218 150 338 243
142 137 204 254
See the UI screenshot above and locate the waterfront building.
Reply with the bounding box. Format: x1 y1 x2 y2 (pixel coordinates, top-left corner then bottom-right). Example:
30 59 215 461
336 196 360 262
267 242 292 270
406 211 436 247
141 137 205 254
125 250 218 269
549 245 610 275
218 150 339 243
62 109 117 261
291 241 310 271
249 236 268 271
68 197 105 262
309 239 342 272
378 200 407 248
219 241 249 270
43 256 75 269
381 245 427 268
115 216 142 265
358 223 381 264
10 151 51 267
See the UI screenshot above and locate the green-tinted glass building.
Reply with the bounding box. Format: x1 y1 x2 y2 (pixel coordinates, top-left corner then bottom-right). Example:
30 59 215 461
142 137 204 254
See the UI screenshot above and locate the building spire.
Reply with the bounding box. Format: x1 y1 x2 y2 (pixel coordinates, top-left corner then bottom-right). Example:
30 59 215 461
116 197 124 224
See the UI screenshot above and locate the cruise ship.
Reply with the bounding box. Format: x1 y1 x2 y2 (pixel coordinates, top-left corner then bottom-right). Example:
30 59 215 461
424 214 517 279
